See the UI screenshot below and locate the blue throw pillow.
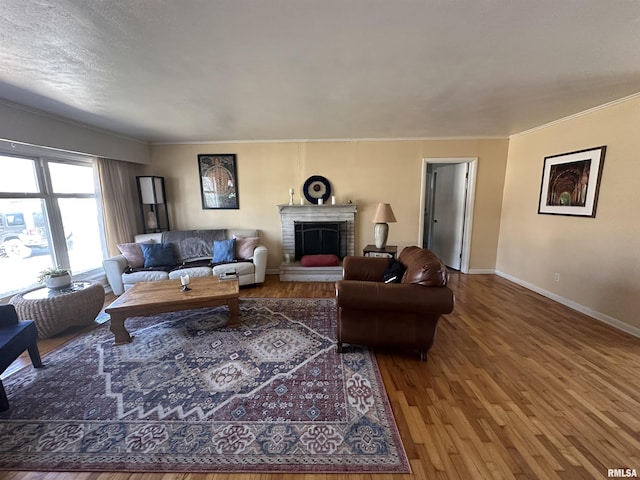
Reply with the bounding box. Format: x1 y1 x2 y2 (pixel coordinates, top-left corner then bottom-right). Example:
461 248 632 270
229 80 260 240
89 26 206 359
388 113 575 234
213 239 236 263
140 243 176 268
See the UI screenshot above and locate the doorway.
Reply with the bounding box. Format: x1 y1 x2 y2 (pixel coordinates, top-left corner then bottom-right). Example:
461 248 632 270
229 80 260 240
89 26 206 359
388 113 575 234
418 157 477 273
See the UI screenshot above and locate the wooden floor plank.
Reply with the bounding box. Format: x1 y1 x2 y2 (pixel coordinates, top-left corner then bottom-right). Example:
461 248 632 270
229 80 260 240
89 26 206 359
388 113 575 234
2 273 639 480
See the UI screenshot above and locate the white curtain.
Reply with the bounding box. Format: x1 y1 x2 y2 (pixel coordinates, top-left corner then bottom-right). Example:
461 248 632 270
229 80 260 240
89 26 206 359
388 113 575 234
97 158 141 256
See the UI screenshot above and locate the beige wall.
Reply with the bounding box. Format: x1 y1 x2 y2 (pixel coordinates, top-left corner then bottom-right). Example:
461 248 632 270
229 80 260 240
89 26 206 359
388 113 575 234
149 138 508 271
497 97 640 330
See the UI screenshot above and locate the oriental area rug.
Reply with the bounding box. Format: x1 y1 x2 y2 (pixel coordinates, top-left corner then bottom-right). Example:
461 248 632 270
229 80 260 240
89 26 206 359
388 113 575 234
0 298 409 474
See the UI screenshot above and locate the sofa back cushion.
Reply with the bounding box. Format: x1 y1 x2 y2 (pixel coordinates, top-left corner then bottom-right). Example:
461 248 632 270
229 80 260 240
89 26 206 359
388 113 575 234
212 239 236 263
117 240 154 268
229 229 258 240
398 246 448 286
134 233 163 244
140 243 177 268
234 235 260 259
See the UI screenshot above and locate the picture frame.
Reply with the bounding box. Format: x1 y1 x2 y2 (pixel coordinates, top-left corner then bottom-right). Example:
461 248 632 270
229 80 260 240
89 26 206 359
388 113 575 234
198 154 239 209
538 146 606 217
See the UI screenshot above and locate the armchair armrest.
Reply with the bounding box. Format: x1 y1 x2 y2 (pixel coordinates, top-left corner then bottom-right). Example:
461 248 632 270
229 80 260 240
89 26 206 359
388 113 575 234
336 280 454 315
342 256 388 281
102 254 129 296
252 244 268 283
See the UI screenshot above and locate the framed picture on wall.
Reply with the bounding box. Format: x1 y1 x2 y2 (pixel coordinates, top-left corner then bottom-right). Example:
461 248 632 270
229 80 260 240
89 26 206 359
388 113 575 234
538 146 606 217
198 154 239 209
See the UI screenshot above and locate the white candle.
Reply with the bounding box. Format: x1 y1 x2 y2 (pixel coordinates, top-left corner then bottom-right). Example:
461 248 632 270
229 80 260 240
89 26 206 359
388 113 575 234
180 274 190 286
331 195 336 205
318 198 323 205
300 198 304 205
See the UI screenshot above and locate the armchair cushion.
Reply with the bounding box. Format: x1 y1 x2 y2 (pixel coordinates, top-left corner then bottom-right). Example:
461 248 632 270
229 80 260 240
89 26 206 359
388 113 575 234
0 303 19 328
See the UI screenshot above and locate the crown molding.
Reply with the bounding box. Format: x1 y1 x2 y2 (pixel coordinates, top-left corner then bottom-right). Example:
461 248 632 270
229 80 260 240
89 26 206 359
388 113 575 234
511 92 640 138
151 135 508 146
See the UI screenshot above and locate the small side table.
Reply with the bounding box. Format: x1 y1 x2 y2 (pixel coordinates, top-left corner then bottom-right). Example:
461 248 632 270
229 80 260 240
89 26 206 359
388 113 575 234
10 281 105 338
363 244 398 259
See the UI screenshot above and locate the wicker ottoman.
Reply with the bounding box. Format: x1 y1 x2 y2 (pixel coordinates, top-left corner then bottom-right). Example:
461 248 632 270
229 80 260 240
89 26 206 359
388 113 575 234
10 281 105 338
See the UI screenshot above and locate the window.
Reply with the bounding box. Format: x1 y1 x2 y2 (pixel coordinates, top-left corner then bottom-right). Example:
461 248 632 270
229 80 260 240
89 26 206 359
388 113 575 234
0 152 106 300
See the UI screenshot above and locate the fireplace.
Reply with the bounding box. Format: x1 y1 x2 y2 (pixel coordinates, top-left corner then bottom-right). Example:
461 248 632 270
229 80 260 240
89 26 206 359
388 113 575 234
295 221 347 260
278 204 357 281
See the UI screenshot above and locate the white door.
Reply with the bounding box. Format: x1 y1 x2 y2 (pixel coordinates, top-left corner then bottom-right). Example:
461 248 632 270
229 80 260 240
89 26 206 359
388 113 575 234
431 163 468 270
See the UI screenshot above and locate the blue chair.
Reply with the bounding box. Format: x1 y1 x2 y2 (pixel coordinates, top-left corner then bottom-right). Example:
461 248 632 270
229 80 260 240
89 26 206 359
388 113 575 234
0 304 44 411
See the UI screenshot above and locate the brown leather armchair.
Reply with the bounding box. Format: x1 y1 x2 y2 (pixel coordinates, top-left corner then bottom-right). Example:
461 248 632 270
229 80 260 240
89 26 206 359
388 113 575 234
335 246 454 361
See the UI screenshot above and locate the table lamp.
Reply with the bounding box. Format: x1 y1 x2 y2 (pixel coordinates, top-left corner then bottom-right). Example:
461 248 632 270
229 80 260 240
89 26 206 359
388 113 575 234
372 203 396 249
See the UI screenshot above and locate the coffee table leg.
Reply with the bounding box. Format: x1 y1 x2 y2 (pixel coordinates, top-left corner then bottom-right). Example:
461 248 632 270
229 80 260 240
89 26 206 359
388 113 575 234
109 313 133 345
227 298 240 328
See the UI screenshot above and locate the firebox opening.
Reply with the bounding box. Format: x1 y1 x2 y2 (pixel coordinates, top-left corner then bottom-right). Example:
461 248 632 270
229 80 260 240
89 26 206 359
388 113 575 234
294 221 347 261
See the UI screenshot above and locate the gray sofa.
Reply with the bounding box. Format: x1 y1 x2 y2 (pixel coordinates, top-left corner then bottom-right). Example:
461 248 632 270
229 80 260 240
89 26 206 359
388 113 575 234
103 229 267 295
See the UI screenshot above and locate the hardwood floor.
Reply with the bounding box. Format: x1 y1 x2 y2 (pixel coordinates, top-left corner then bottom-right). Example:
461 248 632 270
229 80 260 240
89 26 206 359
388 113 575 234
3 273 639 480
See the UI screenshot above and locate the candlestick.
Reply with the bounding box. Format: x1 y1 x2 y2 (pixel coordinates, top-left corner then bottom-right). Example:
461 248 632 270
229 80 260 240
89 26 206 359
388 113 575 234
180 274 191 291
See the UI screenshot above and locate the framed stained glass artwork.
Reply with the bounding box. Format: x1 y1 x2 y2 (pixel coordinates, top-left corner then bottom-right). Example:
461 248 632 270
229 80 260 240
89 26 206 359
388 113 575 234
198 154 239 209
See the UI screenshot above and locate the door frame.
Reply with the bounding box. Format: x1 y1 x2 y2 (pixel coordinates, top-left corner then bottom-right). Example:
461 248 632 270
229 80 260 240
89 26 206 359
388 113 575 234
418 157 477 273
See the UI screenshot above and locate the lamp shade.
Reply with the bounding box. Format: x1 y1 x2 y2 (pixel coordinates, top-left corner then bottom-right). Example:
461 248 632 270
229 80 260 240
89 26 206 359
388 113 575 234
372 203 397 223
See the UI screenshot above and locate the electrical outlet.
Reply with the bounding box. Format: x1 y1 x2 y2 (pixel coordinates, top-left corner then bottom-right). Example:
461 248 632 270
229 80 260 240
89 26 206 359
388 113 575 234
554 273 560 282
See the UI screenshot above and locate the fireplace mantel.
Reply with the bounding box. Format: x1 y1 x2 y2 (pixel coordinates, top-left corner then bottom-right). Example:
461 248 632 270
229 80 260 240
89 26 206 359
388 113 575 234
277 204 358 215
278 203 357 281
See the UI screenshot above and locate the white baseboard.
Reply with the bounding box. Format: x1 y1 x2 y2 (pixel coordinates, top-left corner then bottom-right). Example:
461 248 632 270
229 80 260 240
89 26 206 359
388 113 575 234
467 269 497 274
495 270 640 339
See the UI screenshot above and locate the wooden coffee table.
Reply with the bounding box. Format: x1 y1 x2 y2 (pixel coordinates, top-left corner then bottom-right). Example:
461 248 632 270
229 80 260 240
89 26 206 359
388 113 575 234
105 276 240 345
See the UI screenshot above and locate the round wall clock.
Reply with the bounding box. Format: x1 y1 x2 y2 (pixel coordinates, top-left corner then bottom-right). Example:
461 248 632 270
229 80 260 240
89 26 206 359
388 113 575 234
303 175 332 204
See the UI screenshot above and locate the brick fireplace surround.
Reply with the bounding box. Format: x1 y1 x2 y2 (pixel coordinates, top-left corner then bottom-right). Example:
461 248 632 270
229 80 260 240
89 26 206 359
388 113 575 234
278 204 357 281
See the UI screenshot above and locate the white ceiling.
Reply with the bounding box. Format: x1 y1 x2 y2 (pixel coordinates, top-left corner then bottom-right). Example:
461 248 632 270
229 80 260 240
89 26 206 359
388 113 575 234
2 1 640 144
